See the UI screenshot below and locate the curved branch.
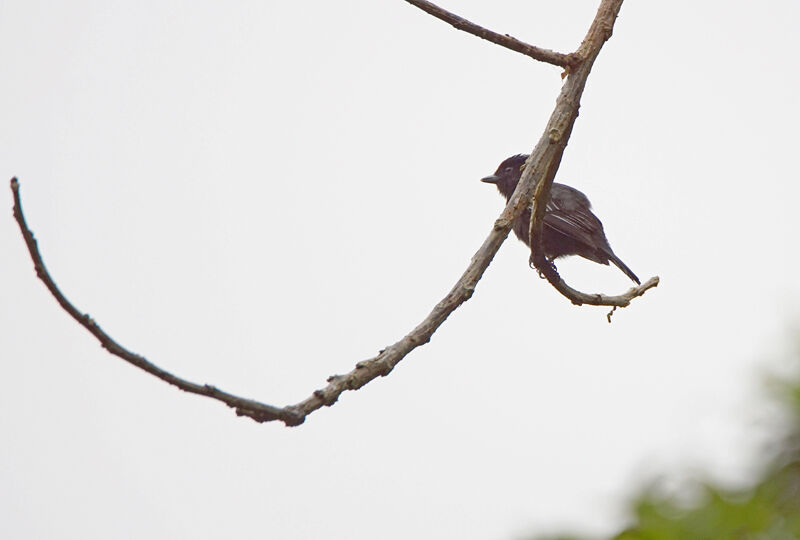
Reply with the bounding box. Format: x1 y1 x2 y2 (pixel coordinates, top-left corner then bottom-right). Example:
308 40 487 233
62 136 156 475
533 251 660 308
11 0 637 427
404 0 576 68
528 176 660 309
10 179 303 425
10 176 514 426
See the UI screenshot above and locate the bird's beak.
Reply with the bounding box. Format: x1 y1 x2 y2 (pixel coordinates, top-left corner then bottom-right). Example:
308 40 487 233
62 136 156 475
481 175 499 184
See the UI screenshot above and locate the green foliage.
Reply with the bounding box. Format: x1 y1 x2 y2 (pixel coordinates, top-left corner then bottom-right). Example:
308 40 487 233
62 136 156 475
612 470 800 540
533 365 800 540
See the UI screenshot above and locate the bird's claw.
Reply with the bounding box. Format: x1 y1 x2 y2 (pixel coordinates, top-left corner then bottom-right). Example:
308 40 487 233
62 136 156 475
529 255 559 279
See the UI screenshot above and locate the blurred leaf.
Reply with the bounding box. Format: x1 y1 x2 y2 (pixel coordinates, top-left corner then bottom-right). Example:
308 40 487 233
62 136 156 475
533 360 800 540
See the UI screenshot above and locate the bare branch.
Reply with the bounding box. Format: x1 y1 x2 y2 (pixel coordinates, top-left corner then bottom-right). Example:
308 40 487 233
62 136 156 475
11 0 642 427
524 0 659 309
534 253 660 308
404 0 576 68
10 178 302 426
9 176 512 426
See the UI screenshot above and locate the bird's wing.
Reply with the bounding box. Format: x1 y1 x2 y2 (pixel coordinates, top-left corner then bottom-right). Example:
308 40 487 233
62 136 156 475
543 197 604 249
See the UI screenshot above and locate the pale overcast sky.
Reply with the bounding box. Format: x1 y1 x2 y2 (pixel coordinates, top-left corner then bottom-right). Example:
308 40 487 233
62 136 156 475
2 1 800 539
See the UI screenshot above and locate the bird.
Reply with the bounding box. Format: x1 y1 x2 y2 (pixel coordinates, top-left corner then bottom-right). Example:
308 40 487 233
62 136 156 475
481 154 640 284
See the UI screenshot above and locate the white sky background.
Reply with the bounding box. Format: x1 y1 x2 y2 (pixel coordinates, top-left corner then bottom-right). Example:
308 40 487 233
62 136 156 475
2 1 799 538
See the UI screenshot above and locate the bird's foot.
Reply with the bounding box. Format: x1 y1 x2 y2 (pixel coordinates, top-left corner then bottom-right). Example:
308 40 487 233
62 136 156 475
529 255 559 279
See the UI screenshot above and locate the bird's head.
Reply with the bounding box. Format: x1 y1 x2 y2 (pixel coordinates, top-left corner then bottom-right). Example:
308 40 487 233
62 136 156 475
481 154 529 200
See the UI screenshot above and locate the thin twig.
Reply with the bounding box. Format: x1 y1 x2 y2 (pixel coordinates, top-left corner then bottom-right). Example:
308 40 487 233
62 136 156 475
404 0 576 68
529 240 660 309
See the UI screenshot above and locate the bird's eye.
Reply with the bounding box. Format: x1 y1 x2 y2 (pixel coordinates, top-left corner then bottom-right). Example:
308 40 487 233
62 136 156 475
504 167 513 174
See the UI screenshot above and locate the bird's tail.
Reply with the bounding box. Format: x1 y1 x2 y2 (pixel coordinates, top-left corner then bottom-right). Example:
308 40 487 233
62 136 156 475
608 254 640 285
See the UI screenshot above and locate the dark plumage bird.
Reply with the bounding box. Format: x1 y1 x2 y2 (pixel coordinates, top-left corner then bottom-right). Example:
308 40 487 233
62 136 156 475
482 154 640 284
